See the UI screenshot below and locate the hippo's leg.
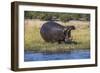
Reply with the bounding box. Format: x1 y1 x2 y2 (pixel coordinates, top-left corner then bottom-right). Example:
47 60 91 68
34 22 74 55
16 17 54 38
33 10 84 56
58 39 65 44
58 40 61 44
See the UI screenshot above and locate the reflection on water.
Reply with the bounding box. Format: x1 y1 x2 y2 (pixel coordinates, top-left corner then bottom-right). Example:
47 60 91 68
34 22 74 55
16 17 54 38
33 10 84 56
24 50 90 62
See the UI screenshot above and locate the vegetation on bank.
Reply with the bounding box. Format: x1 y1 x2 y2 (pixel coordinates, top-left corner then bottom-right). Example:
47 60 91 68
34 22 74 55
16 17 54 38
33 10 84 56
24 11 90 22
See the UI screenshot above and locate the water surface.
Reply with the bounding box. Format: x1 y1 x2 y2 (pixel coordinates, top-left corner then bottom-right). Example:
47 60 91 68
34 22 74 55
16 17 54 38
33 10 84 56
24 50 90 62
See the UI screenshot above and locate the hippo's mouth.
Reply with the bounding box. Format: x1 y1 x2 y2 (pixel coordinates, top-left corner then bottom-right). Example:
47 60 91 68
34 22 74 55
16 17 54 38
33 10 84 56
65 37 72 43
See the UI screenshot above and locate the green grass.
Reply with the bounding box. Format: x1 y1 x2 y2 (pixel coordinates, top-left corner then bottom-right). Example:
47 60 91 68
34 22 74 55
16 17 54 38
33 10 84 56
24 19 90 53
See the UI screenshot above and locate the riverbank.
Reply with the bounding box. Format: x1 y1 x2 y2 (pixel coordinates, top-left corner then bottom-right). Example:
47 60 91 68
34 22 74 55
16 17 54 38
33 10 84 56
24 47 90 54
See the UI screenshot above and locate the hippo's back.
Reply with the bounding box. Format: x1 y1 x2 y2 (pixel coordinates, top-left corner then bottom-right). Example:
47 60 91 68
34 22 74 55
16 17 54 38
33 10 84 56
40 21 65 42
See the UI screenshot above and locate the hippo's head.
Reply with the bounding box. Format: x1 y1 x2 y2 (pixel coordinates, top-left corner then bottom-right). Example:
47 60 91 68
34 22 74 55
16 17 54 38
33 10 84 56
63 25 75 43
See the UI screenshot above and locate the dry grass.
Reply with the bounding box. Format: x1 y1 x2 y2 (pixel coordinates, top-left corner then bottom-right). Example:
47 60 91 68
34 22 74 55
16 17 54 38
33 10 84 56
24 19 90 53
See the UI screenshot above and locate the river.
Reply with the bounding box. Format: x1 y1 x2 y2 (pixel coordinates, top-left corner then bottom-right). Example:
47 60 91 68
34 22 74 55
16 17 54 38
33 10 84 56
24 50 90 62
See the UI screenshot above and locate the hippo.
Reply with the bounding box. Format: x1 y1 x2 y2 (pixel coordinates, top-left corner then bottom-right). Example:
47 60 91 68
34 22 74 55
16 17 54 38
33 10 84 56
40 21 75 43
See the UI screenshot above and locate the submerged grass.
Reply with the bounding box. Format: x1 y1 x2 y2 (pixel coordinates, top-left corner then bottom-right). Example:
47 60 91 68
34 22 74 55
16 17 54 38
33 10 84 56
24 19 90 53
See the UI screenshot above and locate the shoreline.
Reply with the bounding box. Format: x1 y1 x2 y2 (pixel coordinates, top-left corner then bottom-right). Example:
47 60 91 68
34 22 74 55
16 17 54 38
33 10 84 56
24 48 90 54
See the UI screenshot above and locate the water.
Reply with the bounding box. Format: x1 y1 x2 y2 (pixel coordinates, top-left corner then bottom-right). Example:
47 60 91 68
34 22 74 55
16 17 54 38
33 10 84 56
24 50 90 62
